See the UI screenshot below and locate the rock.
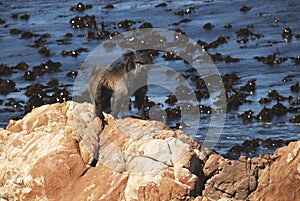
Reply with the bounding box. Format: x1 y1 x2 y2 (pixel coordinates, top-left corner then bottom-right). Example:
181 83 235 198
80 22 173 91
238 109 255 122
291 82 300 93
202 156 259 200
70 2 93 12
203 23 214 30
117 19 136 30
290 114 300 123
104 4 114 9
240 79 256 92
174 7 196 16
13 61 29 71
0 79 16 95
0 102 202 200
203 141 300 201
249 141 300 200
0 102 299 200
0 18 5 24
282 27 293 41
224 23 232 29
66 70 78 78
69 15 97 29
0 63 15 75
254 53 288 65
38 46 51 57
240 5 252 12
19 13 30 20
155 3 167 8
32 60 61 76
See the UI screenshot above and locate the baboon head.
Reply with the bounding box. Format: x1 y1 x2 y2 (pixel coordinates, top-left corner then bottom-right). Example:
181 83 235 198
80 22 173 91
125 51 154 75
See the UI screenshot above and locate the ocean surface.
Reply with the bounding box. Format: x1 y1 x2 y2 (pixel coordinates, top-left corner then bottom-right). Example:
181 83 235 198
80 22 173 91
0 0 299 159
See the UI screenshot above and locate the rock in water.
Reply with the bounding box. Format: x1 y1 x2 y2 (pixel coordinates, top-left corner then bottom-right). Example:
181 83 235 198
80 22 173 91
0 102 299 200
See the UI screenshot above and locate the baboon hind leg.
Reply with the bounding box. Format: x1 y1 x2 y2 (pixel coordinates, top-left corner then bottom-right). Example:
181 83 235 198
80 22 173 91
111 89 129 119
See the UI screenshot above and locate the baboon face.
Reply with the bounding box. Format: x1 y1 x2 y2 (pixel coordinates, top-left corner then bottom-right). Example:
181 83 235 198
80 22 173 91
134 52 154 65
132 52 154 75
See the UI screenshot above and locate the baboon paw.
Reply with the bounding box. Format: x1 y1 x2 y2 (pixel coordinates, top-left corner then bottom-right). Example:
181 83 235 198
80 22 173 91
96 117 108 131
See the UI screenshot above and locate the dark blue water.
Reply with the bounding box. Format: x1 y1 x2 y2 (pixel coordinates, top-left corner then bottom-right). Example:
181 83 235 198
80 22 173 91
0 0 299 158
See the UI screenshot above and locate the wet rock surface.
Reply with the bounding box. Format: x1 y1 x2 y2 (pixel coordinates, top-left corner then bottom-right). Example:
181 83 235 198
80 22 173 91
0 102 299 200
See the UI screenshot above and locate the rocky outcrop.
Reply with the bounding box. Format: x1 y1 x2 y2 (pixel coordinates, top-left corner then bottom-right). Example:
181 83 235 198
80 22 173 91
248 141 300 201
0 102 299 201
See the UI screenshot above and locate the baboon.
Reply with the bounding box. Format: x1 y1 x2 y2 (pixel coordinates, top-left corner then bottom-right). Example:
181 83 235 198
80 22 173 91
89 50 153 130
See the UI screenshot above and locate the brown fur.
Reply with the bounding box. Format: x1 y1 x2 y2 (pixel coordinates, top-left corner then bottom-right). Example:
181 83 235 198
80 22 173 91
89 51 153 130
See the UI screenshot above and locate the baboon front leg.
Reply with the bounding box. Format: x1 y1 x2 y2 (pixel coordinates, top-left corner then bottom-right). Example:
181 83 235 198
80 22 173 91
94 85 109 130
135 86 147 119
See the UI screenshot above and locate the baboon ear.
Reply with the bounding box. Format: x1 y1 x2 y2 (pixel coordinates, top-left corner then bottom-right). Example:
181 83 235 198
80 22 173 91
122 50 135 71
122 50 134 58
125 55 136 72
